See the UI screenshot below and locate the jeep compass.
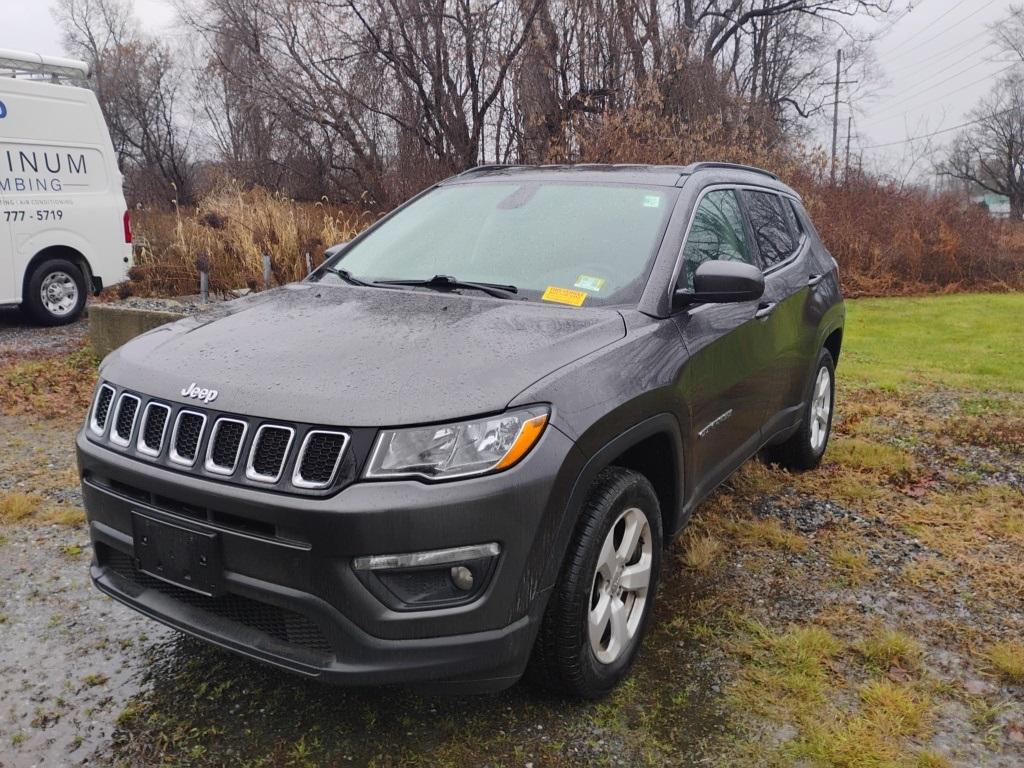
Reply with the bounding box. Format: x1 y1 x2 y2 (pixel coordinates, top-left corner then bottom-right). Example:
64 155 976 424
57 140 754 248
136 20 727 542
78 163 845 698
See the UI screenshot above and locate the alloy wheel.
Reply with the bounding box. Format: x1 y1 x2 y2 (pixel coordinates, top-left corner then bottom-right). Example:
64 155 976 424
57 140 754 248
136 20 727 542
809 365 832 452
588 506 653 665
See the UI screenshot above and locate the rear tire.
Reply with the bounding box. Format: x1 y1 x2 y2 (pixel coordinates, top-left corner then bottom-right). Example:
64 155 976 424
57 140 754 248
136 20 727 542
23 258 87 326
527 466 662 699
763 349 835 471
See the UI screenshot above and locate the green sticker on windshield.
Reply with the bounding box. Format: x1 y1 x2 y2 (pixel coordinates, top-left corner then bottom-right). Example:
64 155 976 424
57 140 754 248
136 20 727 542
575 275 606 292
643 195 661 208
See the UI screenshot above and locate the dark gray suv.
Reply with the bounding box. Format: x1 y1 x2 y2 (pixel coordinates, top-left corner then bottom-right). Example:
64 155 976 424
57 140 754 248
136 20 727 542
78 163 845 698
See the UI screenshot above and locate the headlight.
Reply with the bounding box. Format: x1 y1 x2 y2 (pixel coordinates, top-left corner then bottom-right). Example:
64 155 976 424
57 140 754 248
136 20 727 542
365 406 550 481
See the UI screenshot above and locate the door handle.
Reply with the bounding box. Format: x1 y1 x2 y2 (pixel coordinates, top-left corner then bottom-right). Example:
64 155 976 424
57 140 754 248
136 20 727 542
755 302 777 320
808 273 825 288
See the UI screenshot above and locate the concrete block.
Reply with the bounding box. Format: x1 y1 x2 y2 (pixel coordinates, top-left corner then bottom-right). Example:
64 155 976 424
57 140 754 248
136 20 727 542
89 305 185 358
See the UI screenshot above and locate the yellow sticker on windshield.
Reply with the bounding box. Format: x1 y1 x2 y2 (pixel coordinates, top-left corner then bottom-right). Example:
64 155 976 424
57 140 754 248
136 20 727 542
542 286 587 306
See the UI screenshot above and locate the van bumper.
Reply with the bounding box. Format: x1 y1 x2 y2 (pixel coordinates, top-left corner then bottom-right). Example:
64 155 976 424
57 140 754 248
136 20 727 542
78 426 582 692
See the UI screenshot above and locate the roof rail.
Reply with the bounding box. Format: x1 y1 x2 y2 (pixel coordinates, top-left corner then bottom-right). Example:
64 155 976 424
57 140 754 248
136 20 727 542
457 164 528 176
0 48 91 80
685 162 779 180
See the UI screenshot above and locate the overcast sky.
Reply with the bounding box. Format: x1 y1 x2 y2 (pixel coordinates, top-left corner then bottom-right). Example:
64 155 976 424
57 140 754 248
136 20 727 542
853 0 1017 178
0 0 1017 179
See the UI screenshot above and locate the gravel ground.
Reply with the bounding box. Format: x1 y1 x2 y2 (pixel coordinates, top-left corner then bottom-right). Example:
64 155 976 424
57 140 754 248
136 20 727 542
0 413 172 768
0 309 88 361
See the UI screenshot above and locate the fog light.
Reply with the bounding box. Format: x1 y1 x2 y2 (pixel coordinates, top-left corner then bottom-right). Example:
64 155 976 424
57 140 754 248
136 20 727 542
450 565 474 591
352 542 500 609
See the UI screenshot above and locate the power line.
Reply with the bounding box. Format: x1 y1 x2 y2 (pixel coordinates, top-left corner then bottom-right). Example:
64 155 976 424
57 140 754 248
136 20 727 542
885 0 974 48
862 108 1014 149
883 28 993 75
884 0 1003 62
882 40 998 97
878 54 1015 107
874 0 933 42
867 61 1019 124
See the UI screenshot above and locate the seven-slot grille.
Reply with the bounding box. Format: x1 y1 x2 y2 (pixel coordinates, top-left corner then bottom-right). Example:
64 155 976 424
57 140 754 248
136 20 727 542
205 419 247 475
87 384 350 492
170 411 207 466
293 431 349 489
110 394 141 446
138 403 170 456
247 426 294 483
90 384 115 435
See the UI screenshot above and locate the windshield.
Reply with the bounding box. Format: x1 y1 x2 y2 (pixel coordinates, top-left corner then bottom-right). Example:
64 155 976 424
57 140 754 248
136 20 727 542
328 181 677 306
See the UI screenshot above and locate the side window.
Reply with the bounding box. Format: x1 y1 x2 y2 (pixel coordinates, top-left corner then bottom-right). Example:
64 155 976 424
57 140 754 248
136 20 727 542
680 189 754 290
743 191 795 269
782 198 804 242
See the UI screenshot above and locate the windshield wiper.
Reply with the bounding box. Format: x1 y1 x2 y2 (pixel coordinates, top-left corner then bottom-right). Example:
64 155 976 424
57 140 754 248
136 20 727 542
375 274 519 299
319 266 377 287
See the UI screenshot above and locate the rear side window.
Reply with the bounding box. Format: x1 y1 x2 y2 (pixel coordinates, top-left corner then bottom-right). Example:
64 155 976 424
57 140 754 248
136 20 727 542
680 189 754 290
782 198 804 241
743 191 795 268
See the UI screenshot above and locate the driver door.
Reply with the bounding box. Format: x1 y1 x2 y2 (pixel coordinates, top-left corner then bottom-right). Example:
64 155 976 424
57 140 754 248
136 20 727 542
672 188 775 501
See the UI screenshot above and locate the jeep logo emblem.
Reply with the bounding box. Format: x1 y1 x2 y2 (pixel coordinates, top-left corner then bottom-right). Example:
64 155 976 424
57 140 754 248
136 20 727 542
181 382 219 404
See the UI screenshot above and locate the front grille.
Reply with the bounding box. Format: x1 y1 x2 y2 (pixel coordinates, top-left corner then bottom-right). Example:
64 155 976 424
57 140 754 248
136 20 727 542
206 419 246 474
139 403 170 455
294 431 349 488
102 547 332 655
171 411 206 465
111 394 140 446
247 426 293 482
87 383 356 494
91 385 115 434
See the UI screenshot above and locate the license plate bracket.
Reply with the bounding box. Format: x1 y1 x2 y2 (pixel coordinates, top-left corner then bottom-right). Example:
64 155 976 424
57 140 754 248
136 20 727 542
131 512 224 596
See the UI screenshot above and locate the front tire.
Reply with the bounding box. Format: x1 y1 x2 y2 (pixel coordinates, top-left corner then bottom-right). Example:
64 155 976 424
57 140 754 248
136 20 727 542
764 349 835 470
23 258 87 326
528 466 662 699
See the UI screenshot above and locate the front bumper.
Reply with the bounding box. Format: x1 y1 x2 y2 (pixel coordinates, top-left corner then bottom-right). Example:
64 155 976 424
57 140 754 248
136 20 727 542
78 424 582 691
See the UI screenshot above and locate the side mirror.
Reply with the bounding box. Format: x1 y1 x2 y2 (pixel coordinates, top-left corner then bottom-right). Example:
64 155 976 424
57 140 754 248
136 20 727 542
674 261 764 307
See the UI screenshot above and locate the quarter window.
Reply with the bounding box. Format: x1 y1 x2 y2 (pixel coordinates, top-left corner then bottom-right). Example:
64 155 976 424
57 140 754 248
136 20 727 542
680 190 754 290
744 191 796 268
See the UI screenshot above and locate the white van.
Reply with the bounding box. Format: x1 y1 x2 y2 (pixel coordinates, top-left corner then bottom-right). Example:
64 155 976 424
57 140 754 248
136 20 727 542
0 49 132 325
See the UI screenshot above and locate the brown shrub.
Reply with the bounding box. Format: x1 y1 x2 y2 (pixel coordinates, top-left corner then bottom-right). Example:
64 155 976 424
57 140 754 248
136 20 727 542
804 179 1024 295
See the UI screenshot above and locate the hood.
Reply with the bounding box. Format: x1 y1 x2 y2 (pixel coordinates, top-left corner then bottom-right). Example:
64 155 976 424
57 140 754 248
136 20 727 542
101 283 626 426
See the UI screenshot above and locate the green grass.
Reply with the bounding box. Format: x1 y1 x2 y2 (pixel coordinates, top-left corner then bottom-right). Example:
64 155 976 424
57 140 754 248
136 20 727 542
842 293 1024 392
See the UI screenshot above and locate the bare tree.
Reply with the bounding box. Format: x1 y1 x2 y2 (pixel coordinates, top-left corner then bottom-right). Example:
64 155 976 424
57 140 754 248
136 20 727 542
940 76 1024 220
53 0 197 203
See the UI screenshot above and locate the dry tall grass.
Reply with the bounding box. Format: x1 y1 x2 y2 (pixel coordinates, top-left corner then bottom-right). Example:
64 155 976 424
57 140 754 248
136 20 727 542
128 183 373 297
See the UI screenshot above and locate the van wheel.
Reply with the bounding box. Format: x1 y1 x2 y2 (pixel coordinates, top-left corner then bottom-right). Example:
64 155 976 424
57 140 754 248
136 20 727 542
763 349 835 470
24 259 87 326
527 466 662 699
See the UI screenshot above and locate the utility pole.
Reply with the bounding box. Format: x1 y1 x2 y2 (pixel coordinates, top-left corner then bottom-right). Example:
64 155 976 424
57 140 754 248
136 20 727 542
823 49 858 186
844 115 853 183
831 50 842 186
